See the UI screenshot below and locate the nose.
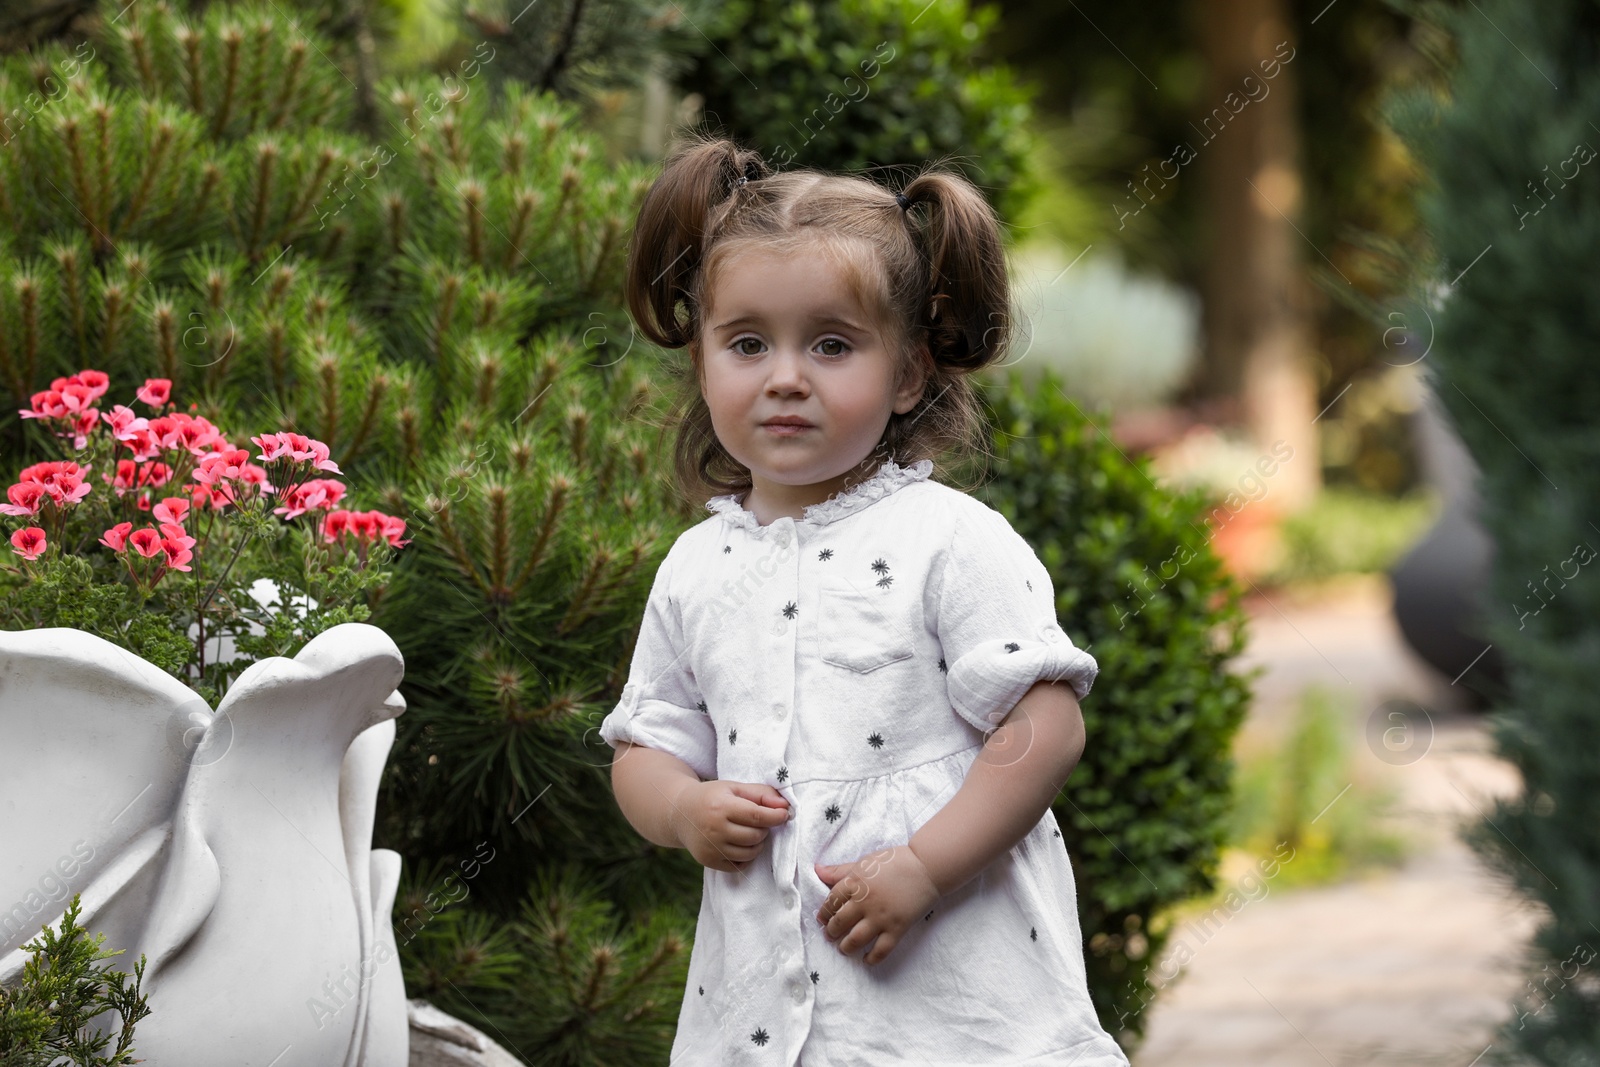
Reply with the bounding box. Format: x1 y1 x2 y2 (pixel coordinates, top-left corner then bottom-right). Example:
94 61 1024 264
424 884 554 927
764 346 810 396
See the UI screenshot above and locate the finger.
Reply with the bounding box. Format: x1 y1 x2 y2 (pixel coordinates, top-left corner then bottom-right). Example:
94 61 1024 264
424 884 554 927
726 781 787 809
721 822 772 848
727 799 791 828
864 932 897 965
724 838 766 861
822 895 857 942
836 919 874 956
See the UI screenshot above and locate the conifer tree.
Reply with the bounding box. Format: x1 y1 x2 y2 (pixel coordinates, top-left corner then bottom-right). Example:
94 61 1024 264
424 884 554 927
1384 0 1600 1061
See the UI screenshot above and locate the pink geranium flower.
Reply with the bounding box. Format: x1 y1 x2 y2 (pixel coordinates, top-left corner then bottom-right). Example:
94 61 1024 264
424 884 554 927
238 463 272 494
73 370 110 400
58 382 97 414
18 390 67 420
10 527 46 561
273 478 345 519
173 414 222 455
17 461 92 506
158 522 196 572
127 528 164 559
152 497 190 525
186 483 231 512
106 459 173 496
99 521 133 551
375 512 409 548
252 432 342 474
102 404 150 441
322 508 409 548
322 509 351 542
49 370 109 402
161 537 194 572
68 410 99 450
0 481 45 517
137 378 172 408
193 448 252 486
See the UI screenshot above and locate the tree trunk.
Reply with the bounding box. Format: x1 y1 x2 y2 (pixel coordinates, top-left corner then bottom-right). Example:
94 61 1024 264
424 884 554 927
1192 0 1320 512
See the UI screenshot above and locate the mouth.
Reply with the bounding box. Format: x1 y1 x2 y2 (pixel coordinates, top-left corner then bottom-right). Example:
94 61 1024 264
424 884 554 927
762 417 814 433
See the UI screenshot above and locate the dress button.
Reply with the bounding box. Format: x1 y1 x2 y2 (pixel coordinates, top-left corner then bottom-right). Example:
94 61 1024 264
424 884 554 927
775 701 788 719
789 978 807 1004
783 887 798 908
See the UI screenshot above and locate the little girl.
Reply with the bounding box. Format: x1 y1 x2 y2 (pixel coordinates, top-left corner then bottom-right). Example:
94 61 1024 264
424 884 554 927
599 132 1130 1067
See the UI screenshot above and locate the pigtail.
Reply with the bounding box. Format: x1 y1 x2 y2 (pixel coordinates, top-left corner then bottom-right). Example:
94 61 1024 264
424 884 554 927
626 132 771 349
897 171 1011 372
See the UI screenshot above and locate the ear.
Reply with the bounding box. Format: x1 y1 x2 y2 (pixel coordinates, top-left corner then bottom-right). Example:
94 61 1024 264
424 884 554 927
893 342 930 415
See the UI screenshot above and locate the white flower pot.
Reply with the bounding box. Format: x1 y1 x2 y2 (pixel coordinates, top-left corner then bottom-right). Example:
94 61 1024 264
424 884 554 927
0 622 410 1066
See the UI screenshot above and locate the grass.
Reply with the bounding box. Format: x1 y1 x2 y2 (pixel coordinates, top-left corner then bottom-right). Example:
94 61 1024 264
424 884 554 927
1223 684 1410 890
1262 487 1440 588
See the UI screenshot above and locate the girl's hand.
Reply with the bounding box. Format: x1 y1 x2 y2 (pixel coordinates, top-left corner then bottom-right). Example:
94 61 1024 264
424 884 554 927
814 845 940 966
672 779 790 873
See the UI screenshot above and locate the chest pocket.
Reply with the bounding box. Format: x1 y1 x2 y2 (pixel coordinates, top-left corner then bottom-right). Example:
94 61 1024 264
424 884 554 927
817 579 917 673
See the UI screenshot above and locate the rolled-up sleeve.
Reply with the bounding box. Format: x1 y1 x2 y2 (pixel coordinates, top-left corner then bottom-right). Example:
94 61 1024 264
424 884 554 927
598 543 717 781
933 502 1099 736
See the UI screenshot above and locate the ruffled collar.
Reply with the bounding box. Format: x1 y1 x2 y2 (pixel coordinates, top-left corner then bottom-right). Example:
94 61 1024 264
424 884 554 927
706 457 934 531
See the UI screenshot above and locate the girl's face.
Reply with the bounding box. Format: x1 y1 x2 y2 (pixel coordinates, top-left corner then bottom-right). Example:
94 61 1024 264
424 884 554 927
697 242 925 512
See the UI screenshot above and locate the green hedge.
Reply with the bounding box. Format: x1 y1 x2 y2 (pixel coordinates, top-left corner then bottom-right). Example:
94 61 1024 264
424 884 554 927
680 0 1038 222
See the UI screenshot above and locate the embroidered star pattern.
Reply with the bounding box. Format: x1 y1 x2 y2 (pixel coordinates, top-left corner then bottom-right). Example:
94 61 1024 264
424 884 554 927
1030 926 1038 942
876 573 894 589
809 970 820 983
698 985 704 995
871 558 889 575
867 732 884 749
696 699 707 714
751 1028 770 1046
824 802 842 823
937 657 947 673
818 548 833 561
1026 579 1032 591
724 545 732 554
728 728 737 744
782 601 798 619
777 765 788 783
924 909 933 921
1005 642 1020 653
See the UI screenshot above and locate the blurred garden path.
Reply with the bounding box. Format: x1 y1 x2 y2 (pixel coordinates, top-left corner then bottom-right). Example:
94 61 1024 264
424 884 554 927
1131 575 1546 1067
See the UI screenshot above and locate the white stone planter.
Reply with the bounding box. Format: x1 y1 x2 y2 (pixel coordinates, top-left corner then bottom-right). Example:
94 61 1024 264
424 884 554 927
0 622 410 1066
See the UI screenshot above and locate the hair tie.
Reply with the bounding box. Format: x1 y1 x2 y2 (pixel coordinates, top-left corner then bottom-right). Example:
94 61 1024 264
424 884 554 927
894 191 911 211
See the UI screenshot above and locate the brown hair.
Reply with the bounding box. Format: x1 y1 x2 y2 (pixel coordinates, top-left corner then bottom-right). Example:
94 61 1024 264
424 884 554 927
625 129 1013 507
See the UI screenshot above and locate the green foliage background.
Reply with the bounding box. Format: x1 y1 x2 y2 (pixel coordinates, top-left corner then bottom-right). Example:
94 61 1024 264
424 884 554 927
680 0 1039 223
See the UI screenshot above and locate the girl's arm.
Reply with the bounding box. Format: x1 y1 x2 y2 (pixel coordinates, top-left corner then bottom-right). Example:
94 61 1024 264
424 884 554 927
610 739 701 849
906 679 1086 897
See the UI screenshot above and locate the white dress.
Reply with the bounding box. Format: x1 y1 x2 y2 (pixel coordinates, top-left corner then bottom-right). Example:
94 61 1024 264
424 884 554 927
599 457 1131 1067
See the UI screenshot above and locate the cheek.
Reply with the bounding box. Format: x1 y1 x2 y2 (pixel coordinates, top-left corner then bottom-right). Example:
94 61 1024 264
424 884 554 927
825 364 898 430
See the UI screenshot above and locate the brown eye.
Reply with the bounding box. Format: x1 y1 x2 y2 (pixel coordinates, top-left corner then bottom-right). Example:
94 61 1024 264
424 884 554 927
735 337 763 356
818 339 848 357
